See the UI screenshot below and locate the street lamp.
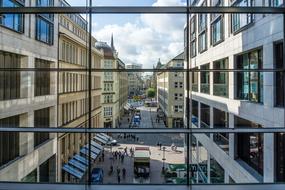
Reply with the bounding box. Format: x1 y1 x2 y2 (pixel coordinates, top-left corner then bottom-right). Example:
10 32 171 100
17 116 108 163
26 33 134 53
162 146 166 173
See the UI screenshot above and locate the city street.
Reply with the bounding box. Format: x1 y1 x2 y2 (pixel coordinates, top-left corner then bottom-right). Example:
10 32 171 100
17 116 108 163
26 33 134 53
93 104 185 184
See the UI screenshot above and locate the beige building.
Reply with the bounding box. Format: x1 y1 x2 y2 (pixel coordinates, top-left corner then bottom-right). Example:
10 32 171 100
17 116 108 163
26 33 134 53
0 0 59 182
118 59 129 120
95 38 127 128
157 53 184 128
57 0 103 182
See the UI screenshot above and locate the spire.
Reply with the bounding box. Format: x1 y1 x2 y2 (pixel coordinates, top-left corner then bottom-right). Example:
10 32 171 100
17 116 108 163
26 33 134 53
111 33 115 51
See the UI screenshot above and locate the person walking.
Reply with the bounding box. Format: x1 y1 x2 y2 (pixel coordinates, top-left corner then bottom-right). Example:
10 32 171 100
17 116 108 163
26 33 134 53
102 152 105 161
117 174 121 183
122 168 126 179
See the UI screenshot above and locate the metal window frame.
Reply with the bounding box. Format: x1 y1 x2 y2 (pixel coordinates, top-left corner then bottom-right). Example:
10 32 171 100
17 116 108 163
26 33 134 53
0 3 285 188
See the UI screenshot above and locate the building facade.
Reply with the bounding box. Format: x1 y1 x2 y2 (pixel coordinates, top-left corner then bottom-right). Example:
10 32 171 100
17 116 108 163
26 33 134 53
117 59 128 120
157 52 184 128
95 39 126 128
126 63 143 97
0 0 58 182
186 0 285 184
57 0 103 182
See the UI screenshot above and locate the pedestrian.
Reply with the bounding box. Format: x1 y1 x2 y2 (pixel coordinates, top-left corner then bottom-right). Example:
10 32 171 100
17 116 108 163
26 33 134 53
159 143 162 150
121 154 124 163
122 168 126 178
117 174 121 183
128 118 130 123
102 152 104 161
117 167 121 176
137 137 139 142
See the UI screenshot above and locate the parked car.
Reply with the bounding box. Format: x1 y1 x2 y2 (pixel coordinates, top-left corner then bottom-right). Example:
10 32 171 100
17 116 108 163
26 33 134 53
107 139 118 146
91 168 104 184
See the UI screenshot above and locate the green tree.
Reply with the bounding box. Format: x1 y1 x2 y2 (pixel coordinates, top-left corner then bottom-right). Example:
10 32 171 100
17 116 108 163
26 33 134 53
147 88 155 98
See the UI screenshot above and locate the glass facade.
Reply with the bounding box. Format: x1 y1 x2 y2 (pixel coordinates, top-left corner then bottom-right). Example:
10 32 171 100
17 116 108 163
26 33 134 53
0 1 284 189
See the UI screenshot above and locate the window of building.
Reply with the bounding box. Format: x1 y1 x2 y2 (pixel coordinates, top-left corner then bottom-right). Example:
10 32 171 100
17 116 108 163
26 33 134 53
211 16 224 45
174 93 183 101
179 82 183 88
198 1 207 53
213 58 228 97
104 95 113 103
0 0 24 33
174 82 178 88
0 115 19 167
200 103 210 128
275 133 285 182
35 58 51 96
200 64 210 94
210 156 225 183
274 42 284 107
235 116 263 175
104 83 113 91
36 0 54 44
190 15 197 57
236 49 263 103
231 0 254 33
104 107 112 117
271 0 284 6
174 105 183 113
213 108 229 153
0 51 21 101
34 107 50 148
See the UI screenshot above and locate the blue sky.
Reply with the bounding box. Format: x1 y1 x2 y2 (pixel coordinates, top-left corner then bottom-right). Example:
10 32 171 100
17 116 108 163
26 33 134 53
67 0 186 68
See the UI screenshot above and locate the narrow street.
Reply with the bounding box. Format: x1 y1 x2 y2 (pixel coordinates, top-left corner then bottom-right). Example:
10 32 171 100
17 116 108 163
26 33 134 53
93 104 185 184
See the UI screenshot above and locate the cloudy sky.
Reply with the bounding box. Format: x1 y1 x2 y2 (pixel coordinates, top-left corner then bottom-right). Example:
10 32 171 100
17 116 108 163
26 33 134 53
67 0 187 68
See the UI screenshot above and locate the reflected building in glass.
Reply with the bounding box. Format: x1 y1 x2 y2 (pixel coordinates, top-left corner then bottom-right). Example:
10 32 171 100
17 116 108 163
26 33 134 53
186 0 285 184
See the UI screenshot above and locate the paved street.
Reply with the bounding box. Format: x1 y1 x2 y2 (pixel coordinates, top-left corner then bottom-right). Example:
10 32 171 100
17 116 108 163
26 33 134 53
93 104 185 184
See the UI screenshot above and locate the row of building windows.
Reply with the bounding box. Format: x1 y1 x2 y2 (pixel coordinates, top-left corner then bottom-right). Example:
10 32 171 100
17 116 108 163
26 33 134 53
174 82 183 88
174 105 183 113
60 96 100 126
35 58 51 96
61 73 100 94
59 15 87 41
191 43 284 106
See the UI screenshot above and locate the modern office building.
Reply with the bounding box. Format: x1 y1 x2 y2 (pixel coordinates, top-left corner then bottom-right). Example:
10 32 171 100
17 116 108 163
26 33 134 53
57 0 103 182
126 63 143 96
186 0 285 184
157 52 184 128
0 0 58 182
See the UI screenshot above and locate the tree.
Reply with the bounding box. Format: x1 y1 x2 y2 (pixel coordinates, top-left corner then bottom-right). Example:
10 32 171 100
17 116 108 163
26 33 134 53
147 88 155 98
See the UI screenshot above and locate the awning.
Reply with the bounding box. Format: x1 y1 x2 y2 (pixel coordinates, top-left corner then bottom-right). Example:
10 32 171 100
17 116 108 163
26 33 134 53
91 140 103 150
96 134 109 142
62 164 84 179
84 144 101 154
68 159 87 172
99 133 112 140
73 154 88 166
94 136 107 145
80 148 98 160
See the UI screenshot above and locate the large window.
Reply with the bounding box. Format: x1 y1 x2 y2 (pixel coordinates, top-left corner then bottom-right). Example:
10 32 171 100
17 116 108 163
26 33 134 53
191 67 198 92
0 115 19 167
36 0 54 44
34 107 50 148
236 49 263 103
0 51 21 101
235 116 263 175
213 59 228 97
200 103 210 128
190 15 196 57
198 1 207 53
35 58 51 96
232 0 254 33
200 64 210 94
211 0 224 45
0 0 24 32
274 42 284 107
275 133 285 182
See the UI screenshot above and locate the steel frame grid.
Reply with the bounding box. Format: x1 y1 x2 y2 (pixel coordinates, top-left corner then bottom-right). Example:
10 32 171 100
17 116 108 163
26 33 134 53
0 1 285 188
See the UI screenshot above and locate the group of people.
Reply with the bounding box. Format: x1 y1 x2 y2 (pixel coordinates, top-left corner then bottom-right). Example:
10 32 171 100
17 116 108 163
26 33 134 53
112 150 125 163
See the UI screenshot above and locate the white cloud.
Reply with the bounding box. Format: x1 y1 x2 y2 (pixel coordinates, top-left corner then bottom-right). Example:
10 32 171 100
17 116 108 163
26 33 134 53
93 0 185 68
